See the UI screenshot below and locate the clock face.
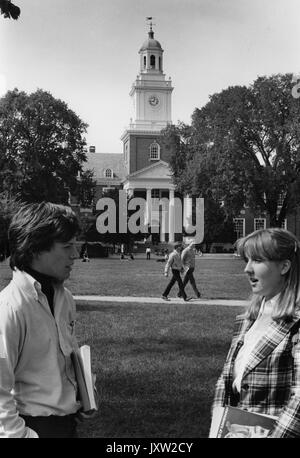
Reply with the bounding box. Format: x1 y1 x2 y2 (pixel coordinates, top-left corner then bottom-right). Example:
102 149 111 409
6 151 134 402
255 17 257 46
148 95 159 106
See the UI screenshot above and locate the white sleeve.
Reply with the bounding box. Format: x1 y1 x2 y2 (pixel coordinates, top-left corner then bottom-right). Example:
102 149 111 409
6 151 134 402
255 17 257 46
0 304 34 438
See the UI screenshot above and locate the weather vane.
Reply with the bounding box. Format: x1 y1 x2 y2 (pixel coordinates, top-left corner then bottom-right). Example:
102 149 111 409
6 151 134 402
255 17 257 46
146 16 156 32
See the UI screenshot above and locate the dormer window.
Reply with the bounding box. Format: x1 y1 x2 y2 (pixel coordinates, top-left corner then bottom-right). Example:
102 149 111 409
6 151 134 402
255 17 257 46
149 141 160 160
104 168 113 178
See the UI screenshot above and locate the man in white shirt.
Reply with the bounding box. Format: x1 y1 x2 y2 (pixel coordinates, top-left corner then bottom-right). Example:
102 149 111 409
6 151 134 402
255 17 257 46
162 242 190 301
0 202 89 438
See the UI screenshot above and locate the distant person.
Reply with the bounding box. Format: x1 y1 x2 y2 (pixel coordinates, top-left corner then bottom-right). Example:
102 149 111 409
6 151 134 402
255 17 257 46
0 202 95 438
197 246 203 256
162 242 190 302
164 249 169 261
210 228 300 438
178 242 201 299
82 248 90 262
146 247 151 260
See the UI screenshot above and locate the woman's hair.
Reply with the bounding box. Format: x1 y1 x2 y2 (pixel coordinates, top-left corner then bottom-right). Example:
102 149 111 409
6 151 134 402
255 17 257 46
8 202 81 271
236 228 300 322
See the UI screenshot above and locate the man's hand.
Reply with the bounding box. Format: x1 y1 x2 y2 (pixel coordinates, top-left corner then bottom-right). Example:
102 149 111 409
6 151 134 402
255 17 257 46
76 409 98 422
75 373 99 422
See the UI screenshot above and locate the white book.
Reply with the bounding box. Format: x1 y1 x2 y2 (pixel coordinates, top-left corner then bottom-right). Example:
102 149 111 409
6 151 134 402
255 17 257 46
71 344 97 411
210 406 277 438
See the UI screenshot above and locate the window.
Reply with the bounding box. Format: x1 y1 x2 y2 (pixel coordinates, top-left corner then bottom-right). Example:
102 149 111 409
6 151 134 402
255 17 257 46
149 141 160 160
281 219 287 230
150 55 156 68
233 218 245 239
278 193 285 207
254 218 266 231
159 57 161 70
143 56 146 69
104 168 112 178
102 187 114 194
151 189 160 198
124 143 129 163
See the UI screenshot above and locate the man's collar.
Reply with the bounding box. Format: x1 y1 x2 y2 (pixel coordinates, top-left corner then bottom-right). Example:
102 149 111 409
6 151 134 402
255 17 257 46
12 269 41 300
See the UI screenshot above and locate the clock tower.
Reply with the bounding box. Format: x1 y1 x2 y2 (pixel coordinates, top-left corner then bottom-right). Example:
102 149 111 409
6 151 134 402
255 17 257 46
121 22 178 243
121 23 174 176
129 22 173 131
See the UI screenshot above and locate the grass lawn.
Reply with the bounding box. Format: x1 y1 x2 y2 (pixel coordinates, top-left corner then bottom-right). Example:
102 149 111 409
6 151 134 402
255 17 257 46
0 254 251 299
75 302 244 438
0 255 248 437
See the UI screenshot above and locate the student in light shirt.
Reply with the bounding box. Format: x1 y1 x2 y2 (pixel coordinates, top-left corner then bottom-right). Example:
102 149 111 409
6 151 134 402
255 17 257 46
162 242 190 301
210 228 300 438
0 202 95 438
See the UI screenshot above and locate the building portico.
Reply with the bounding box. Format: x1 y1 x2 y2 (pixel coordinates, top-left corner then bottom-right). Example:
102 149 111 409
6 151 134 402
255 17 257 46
122 160 176 242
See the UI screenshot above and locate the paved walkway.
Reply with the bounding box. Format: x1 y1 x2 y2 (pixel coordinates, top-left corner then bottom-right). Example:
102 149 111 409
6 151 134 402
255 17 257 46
74 295 248 307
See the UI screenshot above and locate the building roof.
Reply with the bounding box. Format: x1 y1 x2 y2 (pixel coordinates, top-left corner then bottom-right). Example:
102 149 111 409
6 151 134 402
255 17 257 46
139 38 162 52
139 30 162 52
83 152 126 182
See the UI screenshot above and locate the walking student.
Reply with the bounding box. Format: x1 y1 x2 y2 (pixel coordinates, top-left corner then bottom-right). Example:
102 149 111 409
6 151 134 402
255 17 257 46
0 202 94 438
210 228 300 438
162 242 190 301
178 242 201 299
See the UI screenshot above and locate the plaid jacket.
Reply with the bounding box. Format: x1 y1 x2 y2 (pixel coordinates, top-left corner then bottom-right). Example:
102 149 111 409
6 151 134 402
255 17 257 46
212 311 300 437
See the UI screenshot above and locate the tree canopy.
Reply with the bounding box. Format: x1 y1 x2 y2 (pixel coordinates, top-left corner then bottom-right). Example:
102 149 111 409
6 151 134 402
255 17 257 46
77 169 97 209
163 73 300 229
0 88 90 204
0 193 20 259
0 0 20 19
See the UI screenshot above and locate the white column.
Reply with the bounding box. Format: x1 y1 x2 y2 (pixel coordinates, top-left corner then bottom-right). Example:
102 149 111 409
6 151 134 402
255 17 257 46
144 188 152 226
126 188 134 198
183 194 193 238
160 197 166 243
168 189 175 243
160 190 167 242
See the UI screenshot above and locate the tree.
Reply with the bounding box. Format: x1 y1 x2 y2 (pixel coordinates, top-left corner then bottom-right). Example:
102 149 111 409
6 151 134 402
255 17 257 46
165 74 300 228
162 123 235 246
0 193 21 259
77 169 97 208
0 88 89 204
0 0 20 19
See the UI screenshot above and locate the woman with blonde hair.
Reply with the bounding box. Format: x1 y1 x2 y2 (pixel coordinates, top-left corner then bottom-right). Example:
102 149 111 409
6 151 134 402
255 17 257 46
210 228 300 438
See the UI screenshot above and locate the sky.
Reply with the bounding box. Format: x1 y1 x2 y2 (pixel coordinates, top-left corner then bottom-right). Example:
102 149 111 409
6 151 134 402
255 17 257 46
0 0 299 154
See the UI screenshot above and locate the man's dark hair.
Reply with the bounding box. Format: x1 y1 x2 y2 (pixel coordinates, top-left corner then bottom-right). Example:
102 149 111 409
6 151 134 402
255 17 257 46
8 202 81 270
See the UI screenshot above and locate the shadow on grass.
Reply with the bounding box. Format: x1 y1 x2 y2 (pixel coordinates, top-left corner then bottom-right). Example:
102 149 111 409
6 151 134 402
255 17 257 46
75 303 236 438
91 336 229 359
76 337 227 437
78 382 213 438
